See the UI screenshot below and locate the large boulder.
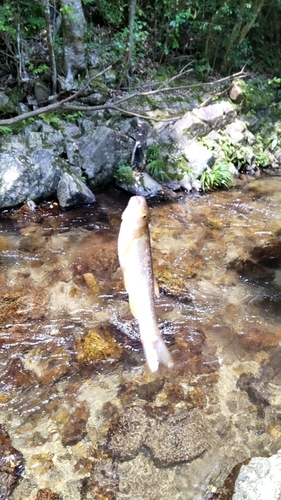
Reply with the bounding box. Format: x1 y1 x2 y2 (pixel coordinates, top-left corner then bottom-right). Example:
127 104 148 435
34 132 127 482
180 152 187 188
0 150 61 209
57 171 96 208
77 126 134 188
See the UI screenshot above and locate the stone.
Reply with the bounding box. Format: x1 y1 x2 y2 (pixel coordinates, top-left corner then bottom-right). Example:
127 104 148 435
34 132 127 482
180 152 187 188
237 325 280 351
75 326 122 363
77 126 134 188
25 130 43 150
56 171 96 208
23 342 71 385
117 171 164 197
0 235 8 251
171 111 207 138
0 425 24 499
104 69 117 85
107 407 149 460
35 489 61 500
229 80 245 103
0 91 9 107
233 450 281 500
145 409 209 466
107 406 210 466
0 149 62 209
34 79 51 105
182 140 215 180
61 402 89 446
224 119 246 143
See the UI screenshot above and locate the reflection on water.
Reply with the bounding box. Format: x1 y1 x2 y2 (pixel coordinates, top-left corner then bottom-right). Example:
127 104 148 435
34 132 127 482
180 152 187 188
0 178 281 499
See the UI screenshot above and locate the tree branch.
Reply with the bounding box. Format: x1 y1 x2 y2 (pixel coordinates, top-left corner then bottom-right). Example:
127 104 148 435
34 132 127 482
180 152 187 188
0 68 247 127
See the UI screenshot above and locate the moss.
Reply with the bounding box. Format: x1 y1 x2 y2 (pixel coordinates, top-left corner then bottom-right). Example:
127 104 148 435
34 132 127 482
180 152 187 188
76 326 122 362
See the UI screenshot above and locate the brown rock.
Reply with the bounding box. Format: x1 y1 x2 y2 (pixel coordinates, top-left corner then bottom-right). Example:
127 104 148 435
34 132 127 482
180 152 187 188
238 325 280 351
75 325 122 364
229 80 245 103
61 402 90 446
83 272 100 294
0 425 24 499
0 357 37 391
35 488 61 500
24 342 71 385
107 407 149 460
145 409 210 466
19 232 46 252
0 235 8 251
71 231 118 280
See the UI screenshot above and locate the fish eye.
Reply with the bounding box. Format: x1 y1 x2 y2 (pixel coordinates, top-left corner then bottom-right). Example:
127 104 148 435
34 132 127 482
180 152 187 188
142 215 147 218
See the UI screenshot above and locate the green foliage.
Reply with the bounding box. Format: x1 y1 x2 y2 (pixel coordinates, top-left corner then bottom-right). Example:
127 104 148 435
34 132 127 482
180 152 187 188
268 77 281 86
83 0 126 28
60 4 76 20
146 145 176 182
241 78 275 110
200 162 234 192
38 113 62 129
27 63 49 76
114 164 135 185
0 125 12 136
63 111 84 122
171 154 192 177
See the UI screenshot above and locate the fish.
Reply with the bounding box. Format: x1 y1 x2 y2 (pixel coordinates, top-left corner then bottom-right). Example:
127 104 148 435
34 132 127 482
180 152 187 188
118 195 173 372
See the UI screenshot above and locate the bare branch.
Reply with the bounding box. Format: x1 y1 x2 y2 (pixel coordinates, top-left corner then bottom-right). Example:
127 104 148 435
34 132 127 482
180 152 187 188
0 68 247 126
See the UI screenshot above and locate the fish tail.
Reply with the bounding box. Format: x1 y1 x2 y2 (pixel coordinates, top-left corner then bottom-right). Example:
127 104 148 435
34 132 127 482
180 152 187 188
142 336 173 373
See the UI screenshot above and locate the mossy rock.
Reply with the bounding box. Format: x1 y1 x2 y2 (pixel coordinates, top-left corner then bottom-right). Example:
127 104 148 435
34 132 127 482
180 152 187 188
75 325 122 363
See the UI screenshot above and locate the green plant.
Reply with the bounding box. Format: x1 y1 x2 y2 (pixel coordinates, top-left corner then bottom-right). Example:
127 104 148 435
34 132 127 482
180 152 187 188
0 125 12 135
63 111 84 122
170 154 192 178
200 162 234 191
38 113 62 129
27 63 49 76
146 145 172 182
114 164 135 185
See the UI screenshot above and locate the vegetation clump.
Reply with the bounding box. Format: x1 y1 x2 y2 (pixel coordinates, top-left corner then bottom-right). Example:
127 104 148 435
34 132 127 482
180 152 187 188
200 162 234 192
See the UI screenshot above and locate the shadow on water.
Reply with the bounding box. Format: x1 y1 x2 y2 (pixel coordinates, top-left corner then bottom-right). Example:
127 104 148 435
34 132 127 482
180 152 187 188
0 181 281 499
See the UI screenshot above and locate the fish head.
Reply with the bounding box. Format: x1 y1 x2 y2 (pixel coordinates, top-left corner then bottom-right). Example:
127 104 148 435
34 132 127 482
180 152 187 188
121 196 149 235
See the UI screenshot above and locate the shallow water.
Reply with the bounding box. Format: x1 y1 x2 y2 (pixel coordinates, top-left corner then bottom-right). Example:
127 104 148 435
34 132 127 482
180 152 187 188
0 177 281 499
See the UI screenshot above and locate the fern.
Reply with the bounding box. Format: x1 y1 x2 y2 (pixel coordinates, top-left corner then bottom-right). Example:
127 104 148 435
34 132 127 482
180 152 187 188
201 162 234 192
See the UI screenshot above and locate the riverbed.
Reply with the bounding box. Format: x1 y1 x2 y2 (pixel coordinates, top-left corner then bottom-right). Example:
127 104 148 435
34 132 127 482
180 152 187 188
0 175 281 499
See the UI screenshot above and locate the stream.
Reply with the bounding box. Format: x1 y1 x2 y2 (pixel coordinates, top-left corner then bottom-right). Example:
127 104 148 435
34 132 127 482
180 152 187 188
0 175 281 500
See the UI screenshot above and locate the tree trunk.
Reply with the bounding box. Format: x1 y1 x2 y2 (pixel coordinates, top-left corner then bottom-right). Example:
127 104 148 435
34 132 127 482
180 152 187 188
41 0 57 96
60 0 87 89
126 0 137 75
221 0 265 72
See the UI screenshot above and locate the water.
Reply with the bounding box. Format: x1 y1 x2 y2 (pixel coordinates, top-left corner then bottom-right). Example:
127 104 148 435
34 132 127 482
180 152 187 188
0 178 281 499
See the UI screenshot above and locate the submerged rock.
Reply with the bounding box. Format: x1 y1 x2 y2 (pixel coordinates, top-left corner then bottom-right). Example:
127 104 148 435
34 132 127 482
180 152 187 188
0 425 24 499
107 407 210 466
233 450 281 500
75 325 122 363
35 489 61 500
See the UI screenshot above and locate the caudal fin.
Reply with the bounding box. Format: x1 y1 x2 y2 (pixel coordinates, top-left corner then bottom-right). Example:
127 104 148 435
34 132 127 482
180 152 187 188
143 337 173 373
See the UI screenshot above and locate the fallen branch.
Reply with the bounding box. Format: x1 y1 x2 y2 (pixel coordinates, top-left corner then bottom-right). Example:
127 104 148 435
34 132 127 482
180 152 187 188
0 65 112 126
0 68 247 126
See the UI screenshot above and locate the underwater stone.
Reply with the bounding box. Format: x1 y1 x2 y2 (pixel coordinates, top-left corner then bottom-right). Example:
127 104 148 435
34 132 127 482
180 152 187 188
233 450 281 500
145 409 210 466
0 425 24 499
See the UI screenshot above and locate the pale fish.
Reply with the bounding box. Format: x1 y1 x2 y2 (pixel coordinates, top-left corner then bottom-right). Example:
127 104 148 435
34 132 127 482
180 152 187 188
118 195 173 372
